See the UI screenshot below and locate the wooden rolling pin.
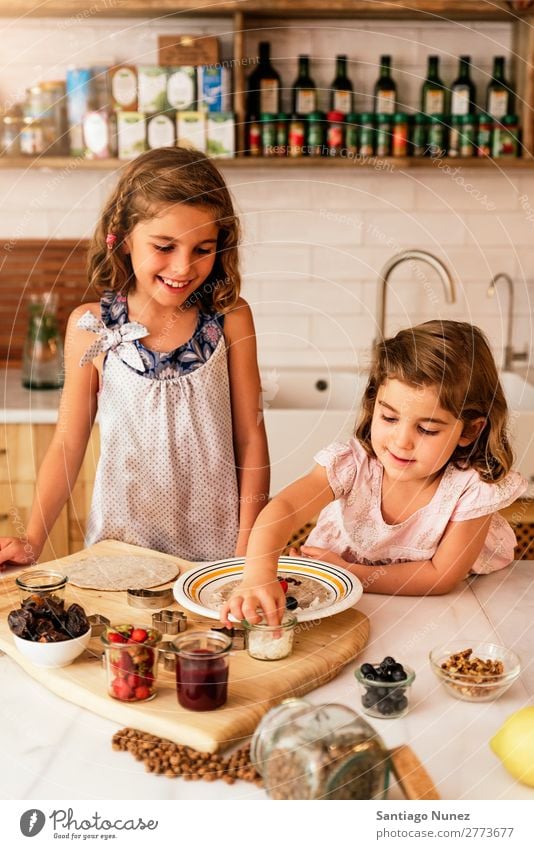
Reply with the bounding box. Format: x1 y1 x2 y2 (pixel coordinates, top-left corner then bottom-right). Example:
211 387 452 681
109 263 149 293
390 744 441 800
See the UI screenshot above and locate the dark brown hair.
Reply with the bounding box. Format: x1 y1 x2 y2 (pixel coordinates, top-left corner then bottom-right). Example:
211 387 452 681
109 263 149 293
355 320 513 482
87 147 241 313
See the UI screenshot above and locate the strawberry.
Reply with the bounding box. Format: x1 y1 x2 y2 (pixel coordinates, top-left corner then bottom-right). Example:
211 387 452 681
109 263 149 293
127 673 142 689
134 686 152 700
130 628 148 643
108 631 127 644
112 678 133 701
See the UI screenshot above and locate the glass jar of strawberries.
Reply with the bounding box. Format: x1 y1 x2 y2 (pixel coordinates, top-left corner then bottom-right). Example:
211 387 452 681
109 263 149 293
101 624 162 702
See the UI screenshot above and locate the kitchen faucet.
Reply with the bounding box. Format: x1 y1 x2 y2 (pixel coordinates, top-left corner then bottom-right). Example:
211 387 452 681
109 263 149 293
487 272 529 372
375 249 456 342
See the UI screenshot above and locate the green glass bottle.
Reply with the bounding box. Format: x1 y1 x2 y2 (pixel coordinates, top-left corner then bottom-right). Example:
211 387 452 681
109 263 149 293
246 42 281 118
292 55 317 116
374 55 396 114
451 56 477 115
330 55 353 115
421 55 446 116
486 56 513 120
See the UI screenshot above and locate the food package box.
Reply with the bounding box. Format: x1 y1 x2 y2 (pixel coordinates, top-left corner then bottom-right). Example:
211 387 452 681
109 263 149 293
206 112 235 158
66 67 92 156
198 65 232 112
147 112 176 149
167 66 196 111
83 109 117 159
109 64 138 111
176 111 207 152
158 34 219 67
138 66 168 113
90 65 111 110
117 111 147 160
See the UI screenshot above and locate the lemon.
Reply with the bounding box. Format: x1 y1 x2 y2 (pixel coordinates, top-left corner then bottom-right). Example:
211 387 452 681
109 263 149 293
490 707 534 787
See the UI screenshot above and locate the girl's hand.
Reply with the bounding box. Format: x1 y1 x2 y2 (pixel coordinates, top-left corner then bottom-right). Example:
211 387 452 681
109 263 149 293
220 575 286 628
0 537 40 569
300 545 346 569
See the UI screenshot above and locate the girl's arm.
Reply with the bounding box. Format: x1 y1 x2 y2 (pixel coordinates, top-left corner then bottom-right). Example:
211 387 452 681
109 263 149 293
224 298 270 556
0 305 99 567
302 513 493 596
220 464 335 625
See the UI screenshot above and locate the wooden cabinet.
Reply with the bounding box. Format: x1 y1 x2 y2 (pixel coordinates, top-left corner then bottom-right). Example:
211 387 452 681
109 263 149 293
1 1 534 168
0 423 100 561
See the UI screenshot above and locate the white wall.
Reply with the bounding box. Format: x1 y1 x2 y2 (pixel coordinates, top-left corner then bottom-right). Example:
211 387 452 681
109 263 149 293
0 15 532 370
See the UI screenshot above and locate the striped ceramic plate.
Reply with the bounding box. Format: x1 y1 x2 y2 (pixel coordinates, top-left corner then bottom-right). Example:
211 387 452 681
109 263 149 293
173 556 363 622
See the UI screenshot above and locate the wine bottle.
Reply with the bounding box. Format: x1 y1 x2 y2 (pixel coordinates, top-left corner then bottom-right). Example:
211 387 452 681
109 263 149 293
421 55 446 115
486 56 513 119
451 56 477 115
330 54 353 114
292 55 317 116
374 55 396 114
247 41 281 117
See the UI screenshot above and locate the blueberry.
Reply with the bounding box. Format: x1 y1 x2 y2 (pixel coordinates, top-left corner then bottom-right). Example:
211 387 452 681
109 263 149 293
362 691 379 708
377 697 397 716
285 596 298 610
390 664 408 682
360 663 378 681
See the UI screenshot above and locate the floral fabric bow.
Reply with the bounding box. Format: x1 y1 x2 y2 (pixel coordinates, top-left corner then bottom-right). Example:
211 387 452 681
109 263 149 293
77 311 148 371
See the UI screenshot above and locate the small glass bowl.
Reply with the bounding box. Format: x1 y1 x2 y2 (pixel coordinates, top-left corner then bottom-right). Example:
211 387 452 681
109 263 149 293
15 569 68 604
354 664 415 719
429 642 520 702
243 613 298 661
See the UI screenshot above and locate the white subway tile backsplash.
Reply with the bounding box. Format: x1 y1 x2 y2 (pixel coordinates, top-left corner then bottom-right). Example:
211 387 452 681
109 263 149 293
361 211 466 247
241 244 312 276
257 208 363 246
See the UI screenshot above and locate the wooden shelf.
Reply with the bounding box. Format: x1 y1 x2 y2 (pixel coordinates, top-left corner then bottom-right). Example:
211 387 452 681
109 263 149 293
0 1 528 20
1 154 532 170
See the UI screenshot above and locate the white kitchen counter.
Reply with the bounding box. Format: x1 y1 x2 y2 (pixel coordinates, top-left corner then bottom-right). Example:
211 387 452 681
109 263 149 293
1 561 533 801
1 368 61 424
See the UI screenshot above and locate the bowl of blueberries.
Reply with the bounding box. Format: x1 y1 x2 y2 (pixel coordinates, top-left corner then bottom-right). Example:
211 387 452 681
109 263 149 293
354 656 415 719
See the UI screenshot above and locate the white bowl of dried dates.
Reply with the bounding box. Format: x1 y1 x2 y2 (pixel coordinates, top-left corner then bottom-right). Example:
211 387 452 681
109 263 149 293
429 642 520 702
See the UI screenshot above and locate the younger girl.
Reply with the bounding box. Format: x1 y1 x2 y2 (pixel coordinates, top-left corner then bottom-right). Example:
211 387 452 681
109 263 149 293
222 320 527 626
0 147 269 566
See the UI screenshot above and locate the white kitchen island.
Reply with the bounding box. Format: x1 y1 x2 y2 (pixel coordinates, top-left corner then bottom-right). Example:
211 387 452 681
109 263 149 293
1 561 533 801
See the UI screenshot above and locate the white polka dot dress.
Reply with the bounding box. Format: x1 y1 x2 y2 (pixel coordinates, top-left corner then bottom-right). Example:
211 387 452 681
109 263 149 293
84 328 240 562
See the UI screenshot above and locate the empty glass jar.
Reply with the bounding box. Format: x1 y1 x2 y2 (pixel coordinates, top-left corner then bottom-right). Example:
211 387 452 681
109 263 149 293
250 698 389 800
21 292 64 389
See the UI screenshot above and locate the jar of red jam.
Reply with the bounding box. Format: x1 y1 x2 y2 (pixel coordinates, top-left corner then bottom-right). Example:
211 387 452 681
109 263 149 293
173 630 232 711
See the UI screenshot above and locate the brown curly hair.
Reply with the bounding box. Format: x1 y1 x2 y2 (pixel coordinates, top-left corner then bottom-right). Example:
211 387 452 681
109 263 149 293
87 147 241 313
355 320 513 482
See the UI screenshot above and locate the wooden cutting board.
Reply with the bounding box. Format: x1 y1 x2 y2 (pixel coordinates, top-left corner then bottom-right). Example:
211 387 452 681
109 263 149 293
0 540 369 753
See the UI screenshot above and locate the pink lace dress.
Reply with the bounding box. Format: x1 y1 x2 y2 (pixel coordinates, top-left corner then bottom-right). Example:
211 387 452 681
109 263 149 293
306 438 527 574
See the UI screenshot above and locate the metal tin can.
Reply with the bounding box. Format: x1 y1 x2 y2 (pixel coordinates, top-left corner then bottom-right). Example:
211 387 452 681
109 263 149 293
392 112 409 157
427 115 446 158
411 113 427 157
459 114 476 157
307 110 325 156
261 112 277 157
345 112 359 156
492 114 520 158
326 110 344 156
476 113 492 157
276 112 288 156
248 116 261 156
358 112 374 157
288 115 305 157
375 113 392 157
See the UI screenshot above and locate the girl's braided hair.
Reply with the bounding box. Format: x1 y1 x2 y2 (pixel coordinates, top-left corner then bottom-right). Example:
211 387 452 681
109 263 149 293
87 146 241 313
355 320 514 482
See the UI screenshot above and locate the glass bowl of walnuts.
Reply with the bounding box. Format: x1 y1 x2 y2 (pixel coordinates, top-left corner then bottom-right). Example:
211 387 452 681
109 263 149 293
429 642 520 702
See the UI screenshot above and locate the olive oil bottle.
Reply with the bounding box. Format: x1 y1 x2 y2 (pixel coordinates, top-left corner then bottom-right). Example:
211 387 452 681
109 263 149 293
486 56 514 119
247 41 281 117
330 54 353 114
374 55 396 114
451 56 477 115
292 55 317 116
421 55 446 115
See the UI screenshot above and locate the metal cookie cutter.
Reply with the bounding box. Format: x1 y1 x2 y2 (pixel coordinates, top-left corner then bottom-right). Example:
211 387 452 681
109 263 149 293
152 610 187 635
127 587 174 609
210 625 246 651
87 614 110 637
